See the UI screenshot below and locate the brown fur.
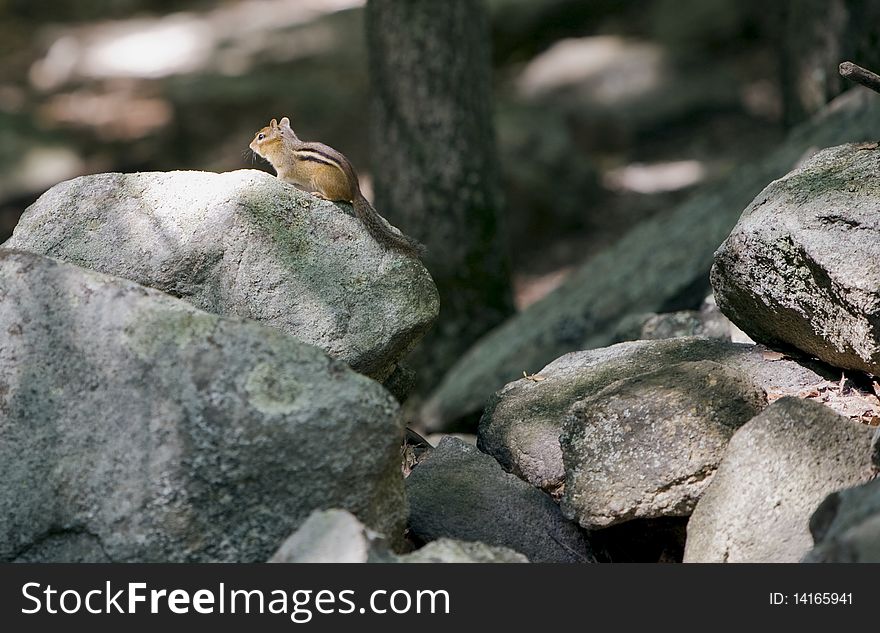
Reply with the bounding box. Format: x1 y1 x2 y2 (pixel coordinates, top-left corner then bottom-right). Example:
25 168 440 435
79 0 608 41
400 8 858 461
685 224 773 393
250 117 425 258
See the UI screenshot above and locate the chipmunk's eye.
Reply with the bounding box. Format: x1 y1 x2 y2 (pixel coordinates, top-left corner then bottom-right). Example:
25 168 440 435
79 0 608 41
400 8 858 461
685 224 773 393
257 133 265 140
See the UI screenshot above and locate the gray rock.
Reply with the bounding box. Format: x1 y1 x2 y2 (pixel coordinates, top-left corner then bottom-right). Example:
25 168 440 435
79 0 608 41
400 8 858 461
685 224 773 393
2 170 438 382
712 143 880 376
873 427 880 469
269 509 385 564
807 514 880 562
615 296 754 344
561 360 766 529
270 508 528 563
804 478 880 562
684 397 875 563
423 88 880 430
0 250 405 562
478 337 825 494
406 437 594 563
12 532 111 563
401 538 528 563
630 310 730 342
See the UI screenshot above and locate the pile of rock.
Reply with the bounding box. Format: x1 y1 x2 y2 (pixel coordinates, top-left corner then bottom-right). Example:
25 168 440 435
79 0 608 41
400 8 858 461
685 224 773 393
0 173 438 562
463 335 876 561
405 142 880 563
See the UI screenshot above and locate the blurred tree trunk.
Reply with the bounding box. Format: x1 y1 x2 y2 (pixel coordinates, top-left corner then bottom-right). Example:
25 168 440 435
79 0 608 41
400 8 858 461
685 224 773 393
778 0 880 126
365 0 514 398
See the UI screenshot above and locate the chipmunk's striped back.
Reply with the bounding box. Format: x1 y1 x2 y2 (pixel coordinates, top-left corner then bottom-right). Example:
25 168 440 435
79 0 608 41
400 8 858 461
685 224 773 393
250 117 424 258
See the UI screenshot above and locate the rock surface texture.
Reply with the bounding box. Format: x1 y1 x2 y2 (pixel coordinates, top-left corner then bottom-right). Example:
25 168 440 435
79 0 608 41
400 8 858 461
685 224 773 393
2 170 439 382
478 337 826 494
614 297 753 344
269 509 528 563
268 509 383 564
712 143 880 375
873 428 880 468
804 478 880 563
561 360 766 528
0 250 406 562
405 437 594 563
401 538 528 563
684 398 875 563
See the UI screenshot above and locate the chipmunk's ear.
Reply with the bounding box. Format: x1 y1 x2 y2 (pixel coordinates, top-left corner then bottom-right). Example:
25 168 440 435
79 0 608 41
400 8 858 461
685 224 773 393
270 118 278 129
280 116 291 128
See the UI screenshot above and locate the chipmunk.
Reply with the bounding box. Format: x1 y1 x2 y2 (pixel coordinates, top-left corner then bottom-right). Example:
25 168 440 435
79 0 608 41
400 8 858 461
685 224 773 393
249 117 425 258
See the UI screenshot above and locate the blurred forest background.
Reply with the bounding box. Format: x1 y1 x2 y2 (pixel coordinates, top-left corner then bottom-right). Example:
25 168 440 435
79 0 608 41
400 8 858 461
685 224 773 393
2 0 879 427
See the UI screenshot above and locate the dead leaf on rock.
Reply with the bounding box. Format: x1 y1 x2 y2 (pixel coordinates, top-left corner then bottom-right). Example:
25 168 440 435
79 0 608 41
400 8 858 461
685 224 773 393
761 350 787 361
522 370 546 383
789 378 880 426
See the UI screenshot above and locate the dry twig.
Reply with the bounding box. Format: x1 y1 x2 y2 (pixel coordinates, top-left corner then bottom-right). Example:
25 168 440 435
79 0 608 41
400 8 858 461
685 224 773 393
840 61 880 94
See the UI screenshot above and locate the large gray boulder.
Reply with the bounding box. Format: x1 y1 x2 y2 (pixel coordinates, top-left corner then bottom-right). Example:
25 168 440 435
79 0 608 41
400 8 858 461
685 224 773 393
406 437 594 563
423 88 880 430
2 170 439 382
712 143 880 375
561 360 766 529
478 337 826 494
269 509 528 563
0 250 406 562
804 478 880 563
684 398 875 563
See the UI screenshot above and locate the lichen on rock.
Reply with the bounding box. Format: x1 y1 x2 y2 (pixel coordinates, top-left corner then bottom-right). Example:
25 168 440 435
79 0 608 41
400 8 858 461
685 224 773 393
3 169 439 383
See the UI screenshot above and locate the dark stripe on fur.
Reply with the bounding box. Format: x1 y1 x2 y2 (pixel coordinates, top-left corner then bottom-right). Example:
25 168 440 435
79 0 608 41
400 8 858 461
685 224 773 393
297 153 337 167
300 144 341 163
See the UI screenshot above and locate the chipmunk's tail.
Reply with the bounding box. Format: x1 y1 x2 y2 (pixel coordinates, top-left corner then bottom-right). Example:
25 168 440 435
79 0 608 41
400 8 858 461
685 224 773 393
353 193 426 259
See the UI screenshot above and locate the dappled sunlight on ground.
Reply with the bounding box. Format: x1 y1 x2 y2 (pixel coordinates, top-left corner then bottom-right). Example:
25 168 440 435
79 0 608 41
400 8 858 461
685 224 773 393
40 89 173 140
602 160 706 194
30 0 364 88
513 266 573 310
516 36 664 104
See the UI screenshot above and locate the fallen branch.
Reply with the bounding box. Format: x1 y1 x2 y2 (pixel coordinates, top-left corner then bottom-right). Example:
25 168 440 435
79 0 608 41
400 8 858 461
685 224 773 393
839 61 880 94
